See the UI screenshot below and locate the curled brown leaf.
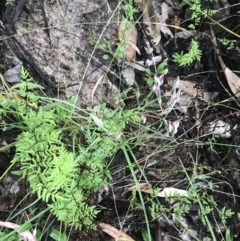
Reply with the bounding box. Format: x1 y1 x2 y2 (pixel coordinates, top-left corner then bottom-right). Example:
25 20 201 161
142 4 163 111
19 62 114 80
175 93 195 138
98 222 135 241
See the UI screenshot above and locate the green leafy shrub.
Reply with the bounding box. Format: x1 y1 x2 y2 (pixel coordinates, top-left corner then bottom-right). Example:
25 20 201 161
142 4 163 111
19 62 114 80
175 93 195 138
11 108 100 230
0 66 140 230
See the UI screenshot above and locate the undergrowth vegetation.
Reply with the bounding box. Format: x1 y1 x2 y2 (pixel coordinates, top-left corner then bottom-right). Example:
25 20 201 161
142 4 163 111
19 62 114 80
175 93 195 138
1 0 240 240
0 66 143 234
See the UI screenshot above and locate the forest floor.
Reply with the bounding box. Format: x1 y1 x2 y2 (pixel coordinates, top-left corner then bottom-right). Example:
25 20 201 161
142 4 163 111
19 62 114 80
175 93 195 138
1 0 240 240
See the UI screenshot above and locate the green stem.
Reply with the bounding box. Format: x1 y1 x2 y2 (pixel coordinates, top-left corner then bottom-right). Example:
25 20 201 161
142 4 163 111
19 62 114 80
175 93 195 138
122 143 152 241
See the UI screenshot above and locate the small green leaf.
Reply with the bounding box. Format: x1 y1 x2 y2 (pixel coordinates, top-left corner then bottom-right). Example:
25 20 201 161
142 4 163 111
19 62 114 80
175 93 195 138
141 227 153 241
157 62 168 75
145 68 151 75
99 43 107 51
17 223 31 233
11 170 22 176
49 229 67 241
103 54 109 60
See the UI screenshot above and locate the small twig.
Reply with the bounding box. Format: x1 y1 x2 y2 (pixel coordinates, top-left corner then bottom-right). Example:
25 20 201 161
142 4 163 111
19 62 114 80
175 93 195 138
210 26 225 71
91 74 104 105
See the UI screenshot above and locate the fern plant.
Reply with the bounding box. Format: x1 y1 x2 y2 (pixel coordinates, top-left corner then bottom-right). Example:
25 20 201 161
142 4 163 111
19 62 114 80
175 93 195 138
173 39 202 66
183 0 217 29
0 66 141 230
10 66 44 107
218 37 240 53
11 104 138 229
8 79 101 229
173 0 218 66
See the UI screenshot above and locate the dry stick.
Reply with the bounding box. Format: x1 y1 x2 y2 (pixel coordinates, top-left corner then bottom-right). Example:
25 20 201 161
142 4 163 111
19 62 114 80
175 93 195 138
210 26 226 71
91 74 104 105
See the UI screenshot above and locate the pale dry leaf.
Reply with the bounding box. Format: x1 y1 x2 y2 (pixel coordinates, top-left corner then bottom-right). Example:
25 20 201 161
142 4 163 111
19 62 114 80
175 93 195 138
127 182 152 192
3 65 22 83
145 55 163 66
161 187 188 197
97 184 109 203
134 0 142 4
224 67 240 99
175 30 196 39
0 221 37 241
179 80 210 102
122 66 135 86
127 183 188 197
98 222 135 241
1 140 8 146
6 55 23 66
221 0 230 15
118 20 138 61
175 95 192 113
125 61 146 72
179 228 197 241
162 232 173 241
9 182 20 194
141 114 147 123
89 114 104 129
156 2 173 37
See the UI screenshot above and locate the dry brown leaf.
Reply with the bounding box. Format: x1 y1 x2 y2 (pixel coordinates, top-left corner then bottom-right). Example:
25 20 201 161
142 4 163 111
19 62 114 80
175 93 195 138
168 78 210 102
98 222 135 241
127 41 141 55
127 183 188 197
118 20 138 61
127 183 151 192
180 80 210 102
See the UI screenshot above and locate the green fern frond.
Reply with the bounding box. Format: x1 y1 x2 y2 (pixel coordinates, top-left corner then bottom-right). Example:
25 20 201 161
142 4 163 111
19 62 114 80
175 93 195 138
5 68 141 230
172 39 202 66
10 66 44 106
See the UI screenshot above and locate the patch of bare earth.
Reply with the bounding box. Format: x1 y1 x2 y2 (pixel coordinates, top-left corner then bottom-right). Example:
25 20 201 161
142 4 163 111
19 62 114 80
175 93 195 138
12 0 119 106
